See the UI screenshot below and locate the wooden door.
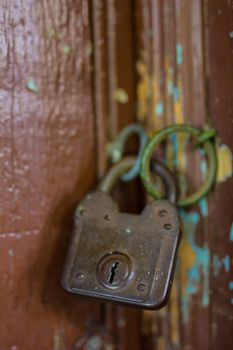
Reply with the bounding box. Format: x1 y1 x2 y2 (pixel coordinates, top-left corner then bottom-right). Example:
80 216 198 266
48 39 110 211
0 1 232 349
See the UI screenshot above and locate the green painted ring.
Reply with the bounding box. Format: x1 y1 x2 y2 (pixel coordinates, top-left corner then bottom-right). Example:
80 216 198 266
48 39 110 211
140 124 217 207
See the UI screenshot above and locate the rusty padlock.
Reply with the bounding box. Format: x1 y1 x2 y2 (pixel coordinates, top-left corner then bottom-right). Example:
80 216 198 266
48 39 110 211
61 157 181 309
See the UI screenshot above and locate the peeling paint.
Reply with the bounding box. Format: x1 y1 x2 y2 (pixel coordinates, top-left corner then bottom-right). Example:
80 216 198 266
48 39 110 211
216 144 233 183
179 211 210 322
229 31 233 38
176 44 183 65
230 223 233 241
171 74 186 174
229 282 233 305
200 159 207 180
113 88 129 104
26 79 39 93
136 60 149 122
155 101 164 116
213 254 231 276
199 197 208 217
63 44 71 54
222 255 230 272
152 74 165 129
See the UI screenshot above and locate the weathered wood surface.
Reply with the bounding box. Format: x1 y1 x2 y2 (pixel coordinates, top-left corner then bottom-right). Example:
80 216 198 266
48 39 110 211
0 1 100 349
0 0 232 349
134 0 233 349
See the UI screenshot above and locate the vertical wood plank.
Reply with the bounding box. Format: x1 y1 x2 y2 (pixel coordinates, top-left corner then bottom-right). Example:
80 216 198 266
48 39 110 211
0 1 101 348
206 1 233 349
90 1 141 349
134 0 233 349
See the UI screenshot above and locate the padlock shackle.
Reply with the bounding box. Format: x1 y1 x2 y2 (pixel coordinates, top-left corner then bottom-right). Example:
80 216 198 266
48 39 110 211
98 156 178 204
107 124 148 182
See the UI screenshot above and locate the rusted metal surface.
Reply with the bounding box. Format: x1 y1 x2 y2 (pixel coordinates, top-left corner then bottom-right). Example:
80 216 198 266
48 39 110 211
61 190 180 309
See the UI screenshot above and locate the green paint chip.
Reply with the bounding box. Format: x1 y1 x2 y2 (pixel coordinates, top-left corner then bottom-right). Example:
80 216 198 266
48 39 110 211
63 44 71 54
26 79 39 93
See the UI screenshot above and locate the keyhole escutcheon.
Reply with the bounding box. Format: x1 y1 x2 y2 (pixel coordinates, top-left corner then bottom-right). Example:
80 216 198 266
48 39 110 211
97 252 131 289
108 261 120 284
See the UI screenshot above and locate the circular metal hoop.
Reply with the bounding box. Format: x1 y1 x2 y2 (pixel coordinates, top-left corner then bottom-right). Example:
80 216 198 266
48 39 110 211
140 124 217 207
99 156 178 204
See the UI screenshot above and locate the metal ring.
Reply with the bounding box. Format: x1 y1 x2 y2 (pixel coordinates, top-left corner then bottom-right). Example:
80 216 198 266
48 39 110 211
140 124 217 207
194 128 217 147
99 156 178 204
107 124 148 182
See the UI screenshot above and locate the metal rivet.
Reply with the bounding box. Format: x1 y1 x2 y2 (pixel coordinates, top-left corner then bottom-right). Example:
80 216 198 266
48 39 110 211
159 209 167 217
137 283 146 292
164 223 171 230
76 272 84 280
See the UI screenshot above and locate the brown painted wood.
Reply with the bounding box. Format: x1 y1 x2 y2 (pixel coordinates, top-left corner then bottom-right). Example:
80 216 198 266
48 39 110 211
0 1 101 348
207 1 233 349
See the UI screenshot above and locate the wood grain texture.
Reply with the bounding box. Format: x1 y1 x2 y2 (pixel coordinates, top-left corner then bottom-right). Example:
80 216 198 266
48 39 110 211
206 1 233 349
135 0 233 349
1 0 232 349
0 1 100 348
91 1 141 349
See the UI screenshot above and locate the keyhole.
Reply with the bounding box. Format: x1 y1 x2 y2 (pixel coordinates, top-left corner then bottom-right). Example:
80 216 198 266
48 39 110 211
108 261 120 284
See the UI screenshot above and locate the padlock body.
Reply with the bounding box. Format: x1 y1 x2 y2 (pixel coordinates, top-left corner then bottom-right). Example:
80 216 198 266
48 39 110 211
61 191 181 309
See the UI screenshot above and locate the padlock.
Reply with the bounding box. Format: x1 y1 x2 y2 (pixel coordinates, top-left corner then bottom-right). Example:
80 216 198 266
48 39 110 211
61 157 181 309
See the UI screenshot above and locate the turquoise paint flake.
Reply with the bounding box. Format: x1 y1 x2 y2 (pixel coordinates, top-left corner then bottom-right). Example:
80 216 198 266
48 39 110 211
200 159 207 180
155 101 164 116
213 254 221 276
26 78 39 93
229 31 233 38
230 223 233 241
176 44 183 65
167 82 180 100
179 210 210 322
199 197 208 217
223 255 230 272
213 254 230 275
229 281 233 289
173 86 180 101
